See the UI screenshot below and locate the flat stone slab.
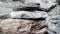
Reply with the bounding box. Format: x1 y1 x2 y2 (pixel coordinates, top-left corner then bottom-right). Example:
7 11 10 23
10 11 48 19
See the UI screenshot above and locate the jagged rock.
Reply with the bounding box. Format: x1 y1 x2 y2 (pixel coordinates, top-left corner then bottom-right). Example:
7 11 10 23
13 0 57 12
0 19 48 34
10 11 48 19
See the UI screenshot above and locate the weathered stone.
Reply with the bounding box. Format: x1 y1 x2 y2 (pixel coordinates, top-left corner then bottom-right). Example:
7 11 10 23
49 15 60 20
13 0 57 12
56 0 60 5
10 11 48 19
0 14 10 19
48 22 57 34
0 0 13 14
0 19 48 34
48 15 60 34
39 0 57 11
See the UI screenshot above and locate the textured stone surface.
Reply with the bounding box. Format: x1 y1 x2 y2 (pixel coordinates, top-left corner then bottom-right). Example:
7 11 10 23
56 0 60 5
47 5 60 34
0 19 48 34
48 15 60 34
0 0 60 34
0 14 10 19
13 0 57 11
10 11 48 19
0 0 13 14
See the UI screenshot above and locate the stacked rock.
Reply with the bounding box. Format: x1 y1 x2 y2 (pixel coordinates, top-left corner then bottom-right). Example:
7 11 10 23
0 12 49 34
12 0 57 34
13 0 57 12
0 0 58 34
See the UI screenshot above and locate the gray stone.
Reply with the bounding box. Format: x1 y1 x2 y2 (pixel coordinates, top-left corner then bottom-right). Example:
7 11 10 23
48 5 60 16
56 0 60 5
48 21 57 34
48 15 60 34
10 11 48 19
13 0 57 11
49 15 60 20
0 0 13 14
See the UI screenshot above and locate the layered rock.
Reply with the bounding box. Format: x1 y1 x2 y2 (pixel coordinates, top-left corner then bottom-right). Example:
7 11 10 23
10 11 48 19
0 0 59 34
0 19 48 34
13 0 57 12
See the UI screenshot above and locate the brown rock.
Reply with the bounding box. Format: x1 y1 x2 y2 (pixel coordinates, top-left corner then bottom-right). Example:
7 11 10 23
1 19 48 34
0 14 10 19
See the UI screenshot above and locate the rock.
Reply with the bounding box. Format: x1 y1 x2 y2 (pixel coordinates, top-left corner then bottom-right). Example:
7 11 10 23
49 15 60 25
49 15 60 20
0 0 13 3
0 19 2 23
0 1 13 14
0 19 48 34
0 14 10 19
1 19 33 34
56 0 60 5
10 11 48 19
13 1 41 11
48 22 57 33
48 5 60 16
39 0 57 11
13 0 57 12
48 15 60 34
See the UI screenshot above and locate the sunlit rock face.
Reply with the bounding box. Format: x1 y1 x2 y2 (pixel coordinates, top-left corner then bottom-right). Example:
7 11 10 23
10 11 48 19
0 19 48 34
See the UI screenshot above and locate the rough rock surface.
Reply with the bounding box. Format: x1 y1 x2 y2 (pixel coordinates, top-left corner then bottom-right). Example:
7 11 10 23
0 19 48 34
47 5 60 34
10 11 48 19
48 15 60 34
56 0 60 5
0 0 13 14
0 0 60 34
13 0 57 11
0 14 10 19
